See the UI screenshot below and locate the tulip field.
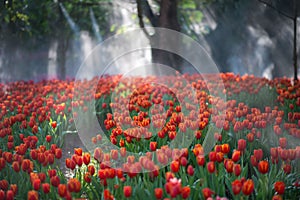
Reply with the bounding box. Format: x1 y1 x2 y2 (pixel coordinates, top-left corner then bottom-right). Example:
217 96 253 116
0 73 300 200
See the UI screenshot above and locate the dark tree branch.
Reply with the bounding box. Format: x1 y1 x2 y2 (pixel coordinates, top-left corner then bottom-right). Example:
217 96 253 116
258 0 298 81
258 0 294 20
136 0 151 39
141 0 158 27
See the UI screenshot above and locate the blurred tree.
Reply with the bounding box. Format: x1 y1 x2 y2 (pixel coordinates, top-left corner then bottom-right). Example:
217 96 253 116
258 0 300 81
136 0 213 72
0 0 111 80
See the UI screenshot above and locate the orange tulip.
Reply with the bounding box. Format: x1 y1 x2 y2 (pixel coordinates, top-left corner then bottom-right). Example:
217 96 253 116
232 151 241 162
27 190 38 200
222 144 230 154
58 184 67 197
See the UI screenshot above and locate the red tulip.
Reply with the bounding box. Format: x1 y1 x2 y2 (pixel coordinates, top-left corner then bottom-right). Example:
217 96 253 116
88 165 95 175
232 151 241 162
250 155 258 167
0 180 8 190
0 190 4 200
225 159 234 173
283 163 291 174
274 125 282 135
42 183 50 194
65 158 76 170
242 179 254 195
165 172 175 182
180 156 188 167
84 172 92 183
279 138 287 149
187 165 194 176
181 186 191 199
254 149 263 161
55 148 62 159
51 121 57 129
68 178 81 193
58 184 67 197
246 133 254 142
258 160 269 174
10 184 17 195
94 147 103 162
12 161 20 172
216 152 224 163
123 186 132 198
170 161 180 173
74 148 82 156
232 179 242 195
103 189 114 200
207 161 215 173
270 147 278 159
202 187 214 199
237 139 246 151
150 142 157 151
37 153 45 164
288 149 296 160
154 188 163 199
38 173 46 183
196 155 205 166
50 176 60 187
195 130 202 139
32 179 41 190
209 152 217 162
48 169 56 178
233 164 241 176
279 149 288 161
274 181 285 195
221 144 230 154
46 135 52 142
0 158 6 170
110 150 118 160
6 190 14 200
272 195 283 200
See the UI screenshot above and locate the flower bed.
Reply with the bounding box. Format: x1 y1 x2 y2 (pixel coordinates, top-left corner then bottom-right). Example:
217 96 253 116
0 73 299 199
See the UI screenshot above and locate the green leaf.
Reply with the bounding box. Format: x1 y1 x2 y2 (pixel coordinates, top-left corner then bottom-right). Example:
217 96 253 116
110 24 116 32
181 0 197 9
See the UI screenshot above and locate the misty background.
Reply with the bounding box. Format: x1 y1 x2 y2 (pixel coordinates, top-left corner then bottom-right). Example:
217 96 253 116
0 0 299 82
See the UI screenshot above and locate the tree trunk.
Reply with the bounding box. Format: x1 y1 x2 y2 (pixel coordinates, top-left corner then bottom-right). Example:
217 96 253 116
150 0 182 72
293 0 298 82
293 17 298 81
56 3 68 80
57 36 68 80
